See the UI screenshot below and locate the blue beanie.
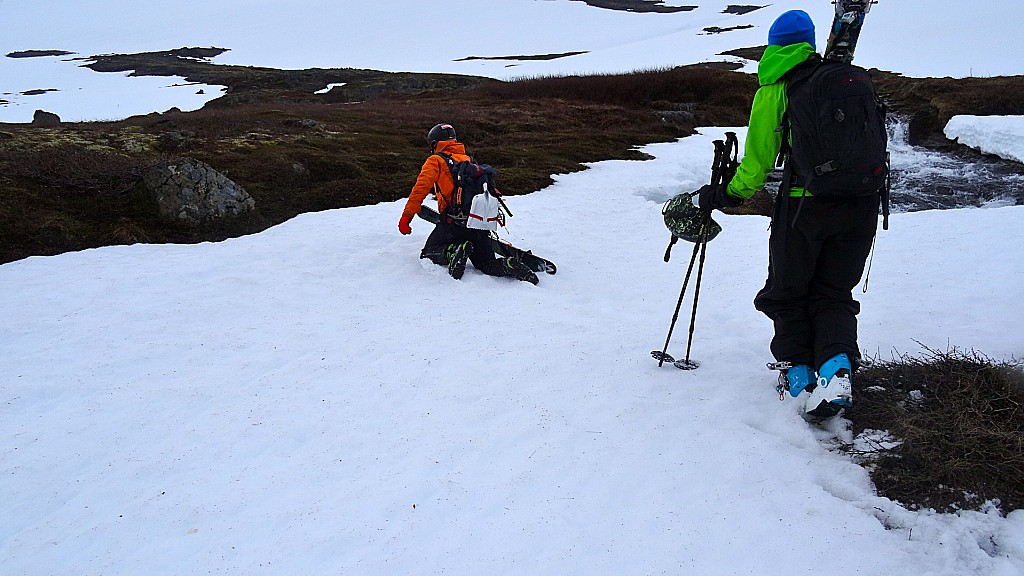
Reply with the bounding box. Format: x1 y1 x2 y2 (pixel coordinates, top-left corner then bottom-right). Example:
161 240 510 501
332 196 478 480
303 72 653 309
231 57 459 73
768 10 816 48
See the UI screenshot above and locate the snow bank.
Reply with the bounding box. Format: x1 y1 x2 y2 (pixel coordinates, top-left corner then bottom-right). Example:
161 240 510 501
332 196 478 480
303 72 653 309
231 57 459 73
945 115 1024 165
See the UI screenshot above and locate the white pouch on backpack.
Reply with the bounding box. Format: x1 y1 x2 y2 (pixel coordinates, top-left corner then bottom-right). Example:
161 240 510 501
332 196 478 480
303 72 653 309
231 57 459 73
466 191 500 231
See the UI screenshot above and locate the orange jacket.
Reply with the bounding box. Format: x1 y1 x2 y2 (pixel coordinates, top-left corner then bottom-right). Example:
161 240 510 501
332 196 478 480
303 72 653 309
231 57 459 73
401 140 470 220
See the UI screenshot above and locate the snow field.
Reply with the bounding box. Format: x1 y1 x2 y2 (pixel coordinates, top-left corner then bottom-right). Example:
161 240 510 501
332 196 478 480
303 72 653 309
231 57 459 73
3 129 1023 575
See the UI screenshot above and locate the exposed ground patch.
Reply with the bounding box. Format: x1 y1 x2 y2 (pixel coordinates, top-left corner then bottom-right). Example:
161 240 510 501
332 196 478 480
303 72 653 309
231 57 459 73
723 5 764 15
846 347 1024 513
455 52 588 62
20 88 59 96
80 47 490 106
3 64 754 263
574 0 697 13
2 48 1023 265
703 24 754 34
6 50 75 58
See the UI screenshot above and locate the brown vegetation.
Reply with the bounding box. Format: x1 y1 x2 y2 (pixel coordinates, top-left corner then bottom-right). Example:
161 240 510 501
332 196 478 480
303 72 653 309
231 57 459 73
4 48 1024 266
847 348 1024 513
575 0 696 13
0 64 754 264
5 55 1024 265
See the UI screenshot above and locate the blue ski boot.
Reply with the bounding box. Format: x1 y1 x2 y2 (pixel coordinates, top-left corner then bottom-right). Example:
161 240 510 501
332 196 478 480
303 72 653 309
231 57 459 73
775 364 815 398
804 353 853 418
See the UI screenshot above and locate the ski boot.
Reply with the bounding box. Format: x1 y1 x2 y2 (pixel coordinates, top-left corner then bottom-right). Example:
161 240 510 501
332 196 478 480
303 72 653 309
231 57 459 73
446 241 472 280
503 257 539 285
771 362 815 400
804 353 854 418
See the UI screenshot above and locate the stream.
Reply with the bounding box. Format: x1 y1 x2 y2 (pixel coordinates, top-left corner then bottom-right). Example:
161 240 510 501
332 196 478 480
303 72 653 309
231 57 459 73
887 119 1024 212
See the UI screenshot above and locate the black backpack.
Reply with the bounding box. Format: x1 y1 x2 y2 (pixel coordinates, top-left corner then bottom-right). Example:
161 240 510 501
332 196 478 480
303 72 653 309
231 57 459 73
435 152 505 230
782 56 888 198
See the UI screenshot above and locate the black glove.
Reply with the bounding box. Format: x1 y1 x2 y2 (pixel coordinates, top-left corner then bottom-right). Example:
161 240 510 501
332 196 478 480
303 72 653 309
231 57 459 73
697 183 743 212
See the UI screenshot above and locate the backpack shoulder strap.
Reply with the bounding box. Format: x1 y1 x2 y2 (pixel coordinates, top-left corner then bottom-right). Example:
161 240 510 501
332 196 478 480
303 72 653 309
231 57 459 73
434 151 480 175
782 53 823 86
433 151 455 167
433 152 461 189
777 54 826 181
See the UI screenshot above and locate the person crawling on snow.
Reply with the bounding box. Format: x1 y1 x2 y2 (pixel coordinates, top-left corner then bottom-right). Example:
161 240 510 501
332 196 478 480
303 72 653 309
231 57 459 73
398 123 538 284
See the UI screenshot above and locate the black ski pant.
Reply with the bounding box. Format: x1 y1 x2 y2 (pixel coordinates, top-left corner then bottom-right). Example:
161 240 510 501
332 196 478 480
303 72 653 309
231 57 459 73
420 218 508 277
753 194 879 372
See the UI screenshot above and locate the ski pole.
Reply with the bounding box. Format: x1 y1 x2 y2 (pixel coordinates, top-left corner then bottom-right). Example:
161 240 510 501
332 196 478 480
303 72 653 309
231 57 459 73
493 190 513 218
673 133 738 368
679 210 713 368
656 231 704 367
655 133 738 368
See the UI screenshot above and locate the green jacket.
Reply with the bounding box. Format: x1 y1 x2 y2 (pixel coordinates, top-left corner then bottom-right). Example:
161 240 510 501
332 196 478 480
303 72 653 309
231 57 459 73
726 42 817 200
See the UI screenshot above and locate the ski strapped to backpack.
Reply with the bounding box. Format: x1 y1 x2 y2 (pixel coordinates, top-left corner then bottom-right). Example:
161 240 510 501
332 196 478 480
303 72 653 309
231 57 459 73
435 152 511 231
824 0 876 65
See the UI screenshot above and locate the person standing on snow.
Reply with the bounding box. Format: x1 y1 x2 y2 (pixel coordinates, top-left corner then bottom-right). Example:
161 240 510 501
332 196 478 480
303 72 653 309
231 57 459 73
698 10 883 417
398 123 538 284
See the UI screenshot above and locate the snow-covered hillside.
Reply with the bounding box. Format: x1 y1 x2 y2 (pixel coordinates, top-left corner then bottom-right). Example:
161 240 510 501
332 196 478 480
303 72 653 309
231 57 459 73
2 0 1023 122
3 129 1023 575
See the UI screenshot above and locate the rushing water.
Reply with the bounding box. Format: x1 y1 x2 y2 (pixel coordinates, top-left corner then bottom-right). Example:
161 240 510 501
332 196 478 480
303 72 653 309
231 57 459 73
887 119 1024 212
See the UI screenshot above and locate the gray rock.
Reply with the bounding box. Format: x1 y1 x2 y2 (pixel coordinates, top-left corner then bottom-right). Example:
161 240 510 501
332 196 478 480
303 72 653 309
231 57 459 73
142 158 255 225
298 118 323 130
656 110 696 126
656 103 697 126
32 109 61 126
159 130 196 150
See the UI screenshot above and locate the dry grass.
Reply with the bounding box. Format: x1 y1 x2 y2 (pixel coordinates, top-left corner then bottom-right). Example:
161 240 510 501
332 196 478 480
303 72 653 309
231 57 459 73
846 346 1024 513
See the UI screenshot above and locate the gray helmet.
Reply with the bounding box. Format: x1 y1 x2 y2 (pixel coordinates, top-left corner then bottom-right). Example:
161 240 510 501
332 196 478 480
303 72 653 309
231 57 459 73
662 193 721 243
427 123 457 150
